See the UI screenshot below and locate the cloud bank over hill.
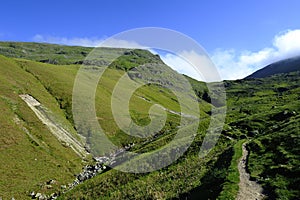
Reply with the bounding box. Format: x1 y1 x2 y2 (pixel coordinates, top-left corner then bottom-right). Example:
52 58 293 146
211 29 300 80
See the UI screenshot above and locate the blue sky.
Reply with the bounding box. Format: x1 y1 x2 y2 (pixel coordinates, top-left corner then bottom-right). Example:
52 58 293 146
1 0 300 80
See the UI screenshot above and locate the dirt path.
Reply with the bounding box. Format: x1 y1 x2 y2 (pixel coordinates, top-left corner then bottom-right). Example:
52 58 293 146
236 143 265 200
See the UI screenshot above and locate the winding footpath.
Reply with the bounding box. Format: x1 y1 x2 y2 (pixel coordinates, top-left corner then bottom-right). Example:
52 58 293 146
236 143 265 200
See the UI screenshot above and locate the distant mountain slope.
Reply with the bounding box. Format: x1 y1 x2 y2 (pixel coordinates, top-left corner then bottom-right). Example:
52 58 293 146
0 41 127 65
247 56 300 78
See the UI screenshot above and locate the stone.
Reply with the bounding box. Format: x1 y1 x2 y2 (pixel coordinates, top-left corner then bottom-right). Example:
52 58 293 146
38 194 47 200
35 193 42 198
50 193 58 199
30 191 36 197
47 179 57 185
46 184 53 189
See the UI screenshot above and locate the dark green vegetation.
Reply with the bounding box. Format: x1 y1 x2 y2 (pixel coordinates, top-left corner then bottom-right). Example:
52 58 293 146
0 42 299 199
109 49 163 71
217 140 245 200
225 72 300 199
247 56 300 78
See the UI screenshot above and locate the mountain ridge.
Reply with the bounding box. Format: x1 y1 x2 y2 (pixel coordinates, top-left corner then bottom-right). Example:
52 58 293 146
246 56 300 79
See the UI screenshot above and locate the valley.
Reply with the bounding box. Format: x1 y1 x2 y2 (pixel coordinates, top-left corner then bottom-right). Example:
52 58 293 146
0 42 299 199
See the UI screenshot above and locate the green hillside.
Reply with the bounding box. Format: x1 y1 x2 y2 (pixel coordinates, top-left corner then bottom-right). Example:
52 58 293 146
0 55 84 199
0 42 299 199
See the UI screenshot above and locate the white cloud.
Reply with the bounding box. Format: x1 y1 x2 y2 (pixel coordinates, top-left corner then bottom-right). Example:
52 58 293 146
101 38 147 49
273 29 300 57
33 34 146 49
160 51 221 82
211 29 300 80
161 53 203 81
33 34 104 47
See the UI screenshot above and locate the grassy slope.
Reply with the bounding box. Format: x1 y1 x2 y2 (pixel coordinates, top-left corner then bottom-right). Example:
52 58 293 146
0 55 83 199
14 59 195 146
217 140 245 200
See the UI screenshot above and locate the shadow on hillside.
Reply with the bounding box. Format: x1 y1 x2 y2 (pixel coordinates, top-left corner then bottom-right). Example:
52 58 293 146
173 147 234 200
